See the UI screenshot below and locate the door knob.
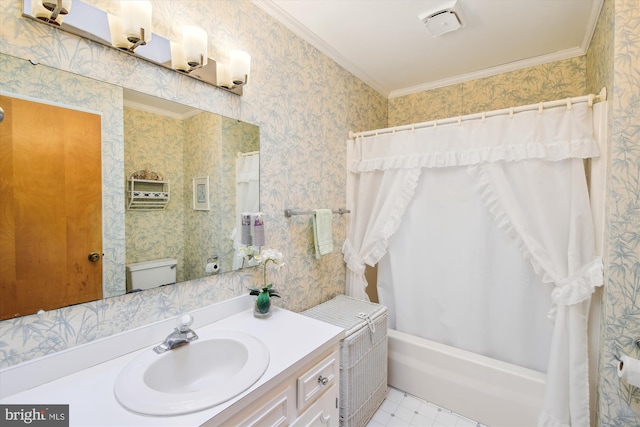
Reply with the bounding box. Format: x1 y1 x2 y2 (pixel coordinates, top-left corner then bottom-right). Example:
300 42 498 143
88 252 101 262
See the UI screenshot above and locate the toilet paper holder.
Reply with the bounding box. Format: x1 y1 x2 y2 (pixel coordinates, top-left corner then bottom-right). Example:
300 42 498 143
205 255 220 275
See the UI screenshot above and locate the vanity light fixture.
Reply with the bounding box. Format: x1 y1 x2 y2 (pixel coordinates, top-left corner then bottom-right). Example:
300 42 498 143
22 0 250 95
32 0 72 25
120 0 152 51
229 50 251 86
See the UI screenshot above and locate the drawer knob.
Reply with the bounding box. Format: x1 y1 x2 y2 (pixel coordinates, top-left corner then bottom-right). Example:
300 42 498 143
318 375 329 386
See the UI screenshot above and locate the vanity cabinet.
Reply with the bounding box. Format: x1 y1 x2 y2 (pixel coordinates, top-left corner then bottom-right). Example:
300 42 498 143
215 348 340 427
0 302 345 427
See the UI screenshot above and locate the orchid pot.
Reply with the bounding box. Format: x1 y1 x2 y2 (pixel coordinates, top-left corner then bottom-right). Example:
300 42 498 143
242 247 284 318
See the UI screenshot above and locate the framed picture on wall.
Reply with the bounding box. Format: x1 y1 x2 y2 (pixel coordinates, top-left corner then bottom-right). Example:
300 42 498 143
192 176 210 211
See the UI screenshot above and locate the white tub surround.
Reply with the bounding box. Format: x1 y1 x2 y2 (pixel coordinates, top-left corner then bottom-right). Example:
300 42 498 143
0 296 345 426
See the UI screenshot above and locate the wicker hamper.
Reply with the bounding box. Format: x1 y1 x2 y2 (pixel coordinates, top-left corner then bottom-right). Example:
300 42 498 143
302 295 388 427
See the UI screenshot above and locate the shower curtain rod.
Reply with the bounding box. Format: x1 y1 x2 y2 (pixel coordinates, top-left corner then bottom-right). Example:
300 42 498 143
349 87 607 140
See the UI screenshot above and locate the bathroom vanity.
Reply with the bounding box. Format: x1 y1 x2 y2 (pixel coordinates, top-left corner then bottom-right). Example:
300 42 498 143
0 295 345 426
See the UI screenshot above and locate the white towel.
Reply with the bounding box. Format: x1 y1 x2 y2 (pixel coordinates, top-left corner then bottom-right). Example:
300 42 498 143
313 209 333 259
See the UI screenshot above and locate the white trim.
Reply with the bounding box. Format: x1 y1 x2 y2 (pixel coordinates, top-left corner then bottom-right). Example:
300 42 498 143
389 47 586 99
581 0 605 55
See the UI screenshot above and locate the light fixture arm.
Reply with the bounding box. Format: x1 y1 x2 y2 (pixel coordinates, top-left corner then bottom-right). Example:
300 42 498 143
187 54 205 71
46 0 63 20
234 74 248 87
127 27 146 52
41 0 69 23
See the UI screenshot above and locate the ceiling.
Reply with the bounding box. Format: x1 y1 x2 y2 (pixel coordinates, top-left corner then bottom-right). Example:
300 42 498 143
253 0 604 98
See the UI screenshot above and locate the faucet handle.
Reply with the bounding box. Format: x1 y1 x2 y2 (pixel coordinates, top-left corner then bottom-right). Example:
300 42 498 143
176 313 194 332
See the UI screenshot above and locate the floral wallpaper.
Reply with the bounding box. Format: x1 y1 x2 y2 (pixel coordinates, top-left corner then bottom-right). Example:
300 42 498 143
0 0 387 368
388 56 586 127
182 112 260 281
124 106 186 282
595 0 640 425
182 111 222 283
124 108 259 284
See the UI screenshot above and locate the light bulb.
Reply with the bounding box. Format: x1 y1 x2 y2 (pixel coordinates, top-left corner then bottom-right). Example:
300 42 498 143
121 0 152 44
229 50 251 86
107 14 129 49
182 26 208 68
171 41 189 72
216 63 233 88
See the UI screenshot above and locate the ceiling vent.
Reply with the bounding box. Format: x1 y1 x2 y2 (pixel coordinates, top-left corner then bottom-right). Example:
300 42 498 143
419 0 466 37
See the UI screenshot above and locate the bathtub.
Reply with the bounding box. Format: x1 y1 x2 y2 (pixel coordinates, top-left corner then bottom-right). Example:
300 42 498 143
387 328 546 427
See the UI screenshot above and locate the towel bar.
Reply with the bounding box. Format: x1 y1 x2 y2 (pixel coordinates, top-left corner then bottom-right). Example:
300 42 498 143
284 208 350 218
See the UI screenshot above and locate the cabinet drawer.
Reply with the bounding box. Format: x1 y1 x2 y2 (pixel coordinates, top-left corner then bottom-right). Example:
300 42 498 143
297 350 338 411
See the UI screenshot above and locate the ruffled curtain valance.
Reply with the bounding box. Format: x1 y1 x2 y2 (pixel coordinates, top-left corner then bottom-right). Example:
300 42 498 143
350 102 598 172
344 101 606 427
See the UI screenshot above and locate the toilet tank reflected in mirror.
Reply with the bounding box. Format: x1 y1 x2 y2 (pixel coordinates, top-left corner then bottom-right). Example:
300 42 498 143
126 258 177 292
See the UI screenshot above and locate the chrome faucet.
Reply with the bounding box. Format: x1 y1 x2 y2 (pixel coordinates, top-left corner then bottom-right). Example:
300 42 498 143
153 313 199 354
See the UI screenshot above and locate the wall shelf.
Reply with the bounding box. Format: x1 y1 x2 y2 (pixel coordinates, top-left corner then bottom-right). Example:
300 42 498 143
127 176 170 210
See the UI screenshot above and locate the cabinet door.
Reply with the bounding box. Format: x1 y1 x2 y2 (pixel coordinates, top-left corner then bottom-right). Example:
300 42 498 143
292 384 339 427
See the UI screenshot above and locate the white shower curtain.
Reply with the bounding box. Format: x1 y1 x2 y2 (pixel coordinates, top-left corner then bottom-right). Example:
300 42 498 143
343 101 605 427
376 164 555 373
231 153 260 270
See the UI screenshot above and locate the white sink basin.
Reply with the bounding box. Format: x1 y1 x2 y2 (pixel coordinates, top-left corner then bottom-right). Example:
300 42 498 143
114 330 270 416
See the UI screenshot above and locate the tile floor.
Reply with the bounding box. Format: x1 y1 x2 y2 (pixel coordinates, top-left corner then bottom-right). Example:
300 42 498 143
366 386 488 427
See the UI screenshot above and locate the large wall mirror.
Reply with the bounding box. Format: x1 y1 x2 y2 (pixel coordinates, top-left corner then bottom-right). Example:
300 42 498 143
0 53 259 321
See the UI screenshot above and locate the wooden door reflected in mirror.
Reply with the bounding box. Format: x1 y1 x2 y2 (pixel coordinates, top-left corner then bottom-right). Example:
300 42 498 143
0 94 102 320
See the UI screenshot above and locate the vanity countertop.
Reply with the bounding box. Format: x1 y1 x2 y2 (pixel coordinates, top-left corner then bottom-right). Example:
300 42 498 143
0 302 345 426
